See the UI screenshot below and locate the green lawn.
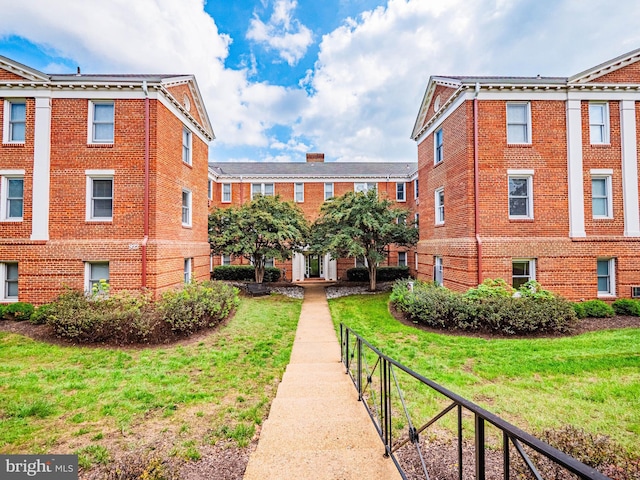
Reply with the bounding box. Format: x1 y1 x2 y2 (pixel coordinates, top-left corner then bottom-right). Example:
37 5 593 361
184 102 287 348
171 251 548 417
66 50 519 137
0 294 301 468
328 293 640 453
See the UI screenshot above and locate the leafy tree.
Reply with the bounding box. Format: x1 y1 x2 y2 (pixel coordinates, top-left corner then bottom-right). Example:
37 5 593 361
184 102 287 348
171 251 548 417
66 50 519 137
311 189 418 291
208 195 309 283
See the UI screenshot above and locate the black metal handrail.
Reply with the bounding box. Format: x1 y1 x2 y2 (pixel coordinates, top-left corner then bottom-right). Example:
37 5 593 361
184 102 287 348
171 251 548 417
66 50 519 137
340 323 611 480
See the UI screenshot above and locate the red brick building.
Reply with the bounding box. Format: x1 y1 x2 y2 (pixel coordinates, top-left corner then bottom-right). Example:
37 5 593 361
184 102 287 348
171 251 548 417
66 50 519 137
208 153 419 281
411 49 640 300
0 56 214 305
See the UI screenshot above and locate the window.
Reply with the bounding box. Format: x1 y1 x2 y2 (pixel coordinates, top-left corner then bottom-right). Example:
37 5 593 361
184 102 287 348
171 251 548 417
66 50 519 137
591 175 612 218
512 259 535 289
589 103 609 144
182 189 192 226
182 128 192 165
1 176 24 220
324 183 334 200
4 100 26 143
251 183 274 199
208 180 213 200
434 128 444 164
222 254 231 266
89 101 114 143
508 175 533 219
415 213 419 229
398 252 407 267
86 173 113 221
435 188 444 224
396 182 405 202
434 256 443 285
85 262 109 294
507 102 530 144
265 258 275 268
295 183 304 202
414 179 419 198
354 182 376 193
184 258 192 283
222 183 231 203
597 258 615 296
1 262 18 301
355 256 366 268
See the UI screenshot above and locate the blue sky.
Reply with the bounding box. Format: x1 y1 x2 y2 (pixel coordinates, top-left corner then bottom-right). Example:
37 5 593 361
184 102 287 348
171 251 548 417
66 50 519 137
1 0 640 163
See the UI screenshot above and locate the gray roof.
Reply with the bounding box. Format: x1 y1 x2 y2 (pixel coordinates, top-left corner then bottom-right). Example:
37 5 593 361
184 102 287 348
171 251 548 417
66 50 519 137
435 75 568 85
209 162 418 179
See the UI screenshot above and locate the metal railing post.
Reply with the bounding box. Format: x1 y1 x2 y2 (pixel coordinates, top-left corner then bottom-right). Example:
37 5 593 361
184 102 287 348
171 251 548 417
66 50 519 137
475 414 486 480
357 336 362 401
458 405 463 480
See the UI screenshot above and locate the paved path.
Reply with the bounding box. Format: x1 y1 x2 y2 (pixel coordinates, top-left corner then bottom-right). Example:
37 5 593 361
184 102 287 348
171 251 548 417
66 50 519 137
243 283 401 480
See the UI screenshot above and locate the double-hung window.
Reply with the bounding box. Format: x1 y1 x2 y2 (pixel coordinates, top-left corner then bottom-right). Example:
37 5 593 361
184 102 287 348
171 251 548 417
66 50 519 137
1 262 18 301
182 128 192 165
435 188 444 225
434 128 444 164
184 258 192 283
1 174 24 221
295 183 304 202
589 103 609 144
89 101 114 143
251 183 274 199
207 180 213 201
506 102 531 144
591 171 612 219
414 179 419 199
324 183 334 201
354 182 376 193
222 183 232 203
434 256 443 285
512 259 535 289
86 171 113 221
182 189 192 227
508 172 534 219
396 182 406 202
398 252 407 267
4 100 26 143
221 254 232 266
597 258 615 296
85 262 109 294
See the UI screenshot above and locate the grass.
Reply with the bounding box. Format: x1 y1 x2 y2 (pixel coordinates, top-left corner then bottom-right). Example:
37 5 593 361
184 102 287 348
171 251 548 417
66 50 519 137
328 293 640 452
0 294 301 468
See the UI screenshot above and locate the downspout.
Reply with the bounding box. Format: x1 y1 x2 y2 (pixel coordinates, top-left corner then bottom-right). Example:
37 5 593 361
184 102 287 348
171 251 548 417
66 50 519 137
474 82 483 285
141 81 150 289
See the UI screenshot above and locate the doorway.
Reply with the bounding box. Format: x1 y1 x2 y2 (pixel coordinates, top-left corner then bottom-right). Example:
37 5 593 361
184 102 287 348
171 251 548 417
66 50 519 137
305 254 323 278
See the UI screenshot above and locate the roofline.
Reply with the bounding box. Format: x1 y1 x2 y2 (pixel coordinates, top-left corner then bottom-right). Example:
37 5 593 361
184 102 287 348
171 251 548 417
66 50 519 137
0 55 50 82
569 47 640 83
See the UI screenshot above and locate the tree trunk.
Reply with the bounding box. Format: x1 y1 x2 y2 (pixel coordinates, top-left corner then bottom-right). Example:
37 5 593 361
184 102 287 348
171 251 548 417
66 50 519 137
368 262 377 291
254 254 265 283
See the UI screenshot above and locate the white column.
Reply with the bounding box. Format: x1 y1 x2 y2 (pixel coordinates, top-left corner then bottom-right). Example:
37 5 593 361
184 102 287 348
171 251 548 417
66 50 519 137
325 254 337 280
620 100 640 237
566 99 586 238
292 252 304 282
31 95 51 241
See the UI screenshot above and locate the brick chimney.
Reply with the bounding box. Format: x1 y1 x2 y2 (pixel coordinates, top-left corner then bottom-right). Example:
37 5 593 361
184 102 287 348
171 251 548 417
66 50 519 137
306 153 324 163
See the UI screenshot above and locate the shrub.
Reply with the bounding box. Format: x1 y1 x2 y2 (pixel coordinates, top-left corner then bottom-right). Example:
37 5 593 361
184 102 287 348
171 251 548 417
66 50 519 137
346 266 410 282
463 278 514 300
212 265 281 282
3 302 35 321
612 298 640 316
30 304 52 325
575 299 615 318
0 304 5 319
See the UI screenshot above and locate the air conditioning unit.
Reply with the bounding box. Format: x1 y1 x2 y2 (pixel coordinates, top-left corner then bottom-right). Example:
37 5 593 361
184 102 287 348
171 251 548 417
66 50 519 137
632 286 640 298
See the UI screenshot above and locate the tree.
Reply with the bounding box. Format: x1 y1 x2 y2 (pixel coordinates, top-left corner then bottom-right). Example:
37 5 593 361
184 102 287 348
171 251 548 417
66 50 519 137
208 195 309 283
311 189 418 291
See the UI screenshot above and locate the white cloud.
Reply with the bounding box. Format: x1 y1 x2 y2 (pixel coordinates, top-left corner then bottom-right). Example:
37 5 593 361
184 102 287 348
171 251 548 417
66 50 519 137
246 0 314 66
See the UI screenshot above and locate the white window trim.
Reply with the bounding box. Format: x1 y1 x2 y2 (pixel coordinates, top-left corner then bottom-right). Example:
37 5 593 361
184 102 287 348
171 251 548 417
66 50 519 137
1 262 19 302
589 102 610 145
512 258 536 288
221 183 232 203
434 256 443 285
434 128 444 165
251 183 275 199
435 187 445 225
414 179 419 199
590 170 613 219
87 100 114 144
221 254 232 266
208 180 213 201
182 127 192 165
295 183 305 203
506 102 532 145
3 99 26 144
354 182 377 193
396 182 406 202
184 258 192 283
324 183 334 201
398 251 407 267
84 261 109 294
415 212 419 229
85 170 114 222
597 258 616 297
182 188 192 227
0 170 25 222
508 171 534 220
414 252 418 270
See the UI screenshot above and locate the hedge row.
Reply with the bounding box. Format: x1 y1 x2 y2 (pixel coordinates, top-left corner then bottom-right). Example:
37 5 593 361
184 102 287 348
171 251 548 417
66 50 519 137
211 265 281 282
346 266 410 282
0 302 35 321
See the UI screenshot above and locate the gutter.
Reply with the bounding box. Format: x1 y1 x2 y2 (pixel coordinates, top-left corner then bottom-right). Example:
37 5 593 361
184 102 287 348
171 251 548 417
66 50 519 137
142 80 150 289
474 82 483 285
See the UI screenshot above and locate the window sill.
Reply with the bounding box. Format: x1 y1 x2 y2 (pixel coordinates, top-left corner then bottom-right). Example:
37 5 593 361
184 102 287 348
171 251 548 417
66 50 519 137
597 293 616 299
1 218 23 223
87 143 114 148
589 143 611 148
435 222 445 227
507 143 533 147
182 224 193 229
0 298 18 303
86 219 113 223
1 142 25 147
509 217 534 222
592 217 614 221
183 161 193 168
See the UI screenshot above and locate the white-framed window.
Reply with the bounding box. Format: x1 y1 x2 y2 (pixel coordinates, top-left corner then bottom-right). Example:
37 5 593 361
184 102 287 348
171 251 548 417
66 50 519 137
222 254 232 266
508 173 533 219
591 172 613 219
184 258 192 283
1 174 24 221
207 180 213 201
3 100 26 143
435 188 444 225
512 259 535 289
251 183 274 199
398 252 407 267
434 256 443 285
182 189 192 227
182 127 192 165
1 262 19 301
85 171 114 221
589 103 609 145
88 101 114 144
597 258 615 297
354 182 376 193
414 179 419 199
222 183 231 203
396 182 406 202
415 213 419 229
414 252 419 270
324 182 334 201
265 258 275 268
434 128 444 164
295 183 304 202
85 261 109 294
506 102 531 144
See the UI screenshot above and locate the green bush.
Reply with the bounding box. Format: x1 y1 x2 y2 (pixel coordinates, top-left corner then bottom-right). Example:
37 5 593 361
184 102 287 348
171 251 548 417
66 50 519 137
3 302 35 321
30 304 52 325
211 265 281 282
346 266 410 282
0 304 5 319
612 298 640 316
575 299 615 318
463 278 513 300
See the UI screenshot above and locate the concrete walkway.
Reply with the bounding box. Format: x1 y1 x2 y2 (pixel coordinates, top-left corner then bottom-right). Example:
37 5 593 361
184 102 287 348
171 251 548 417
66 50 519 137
243 283 401 480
